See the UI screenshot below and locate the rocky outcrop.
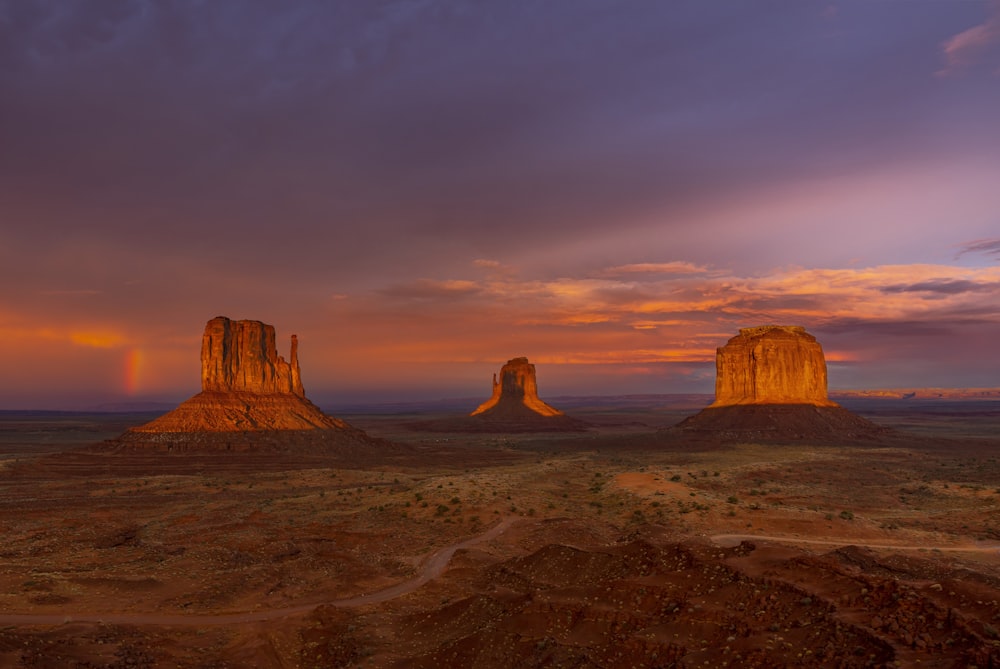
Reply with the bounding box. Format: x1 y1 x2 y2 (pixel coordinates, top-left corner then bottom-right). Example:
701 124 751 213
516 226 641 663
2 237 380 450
676 326 888 442
408 357 585 432
201 317 304 396
471 357 564 418
122 316 359 439
712 325 835 407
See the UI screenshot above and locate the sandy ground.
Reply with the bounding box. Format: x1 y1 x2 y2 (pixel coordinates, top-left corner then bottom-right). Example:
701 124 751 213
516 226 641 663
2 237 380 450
0 402 999 667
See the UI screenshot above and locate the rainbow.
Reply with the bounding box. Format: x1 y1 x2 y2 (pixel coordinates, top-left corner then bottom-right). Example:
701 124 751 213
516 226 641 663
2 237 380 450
123 348 143 395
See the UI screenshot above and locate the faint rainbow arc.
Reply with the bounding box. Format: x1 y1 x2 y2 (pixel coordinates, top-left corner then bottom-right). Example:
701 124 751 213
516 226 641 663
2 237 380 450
124 348 143 395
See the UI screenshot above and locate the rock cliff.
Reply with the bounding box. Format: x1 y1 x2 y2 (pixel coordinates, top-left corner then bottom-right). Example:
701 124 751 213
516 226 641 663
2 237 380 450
676 326 888 442
124 316 353 436
712 325 835 407
201 317 304 396
471 357 564 418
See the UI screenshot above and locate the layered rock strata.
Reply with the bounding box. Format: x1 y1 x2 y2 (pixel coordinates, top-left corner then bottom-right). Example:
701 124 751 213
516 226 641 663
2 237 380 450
713 325 835 407
471 357 564 418
123 317 354 438
201 316 304 396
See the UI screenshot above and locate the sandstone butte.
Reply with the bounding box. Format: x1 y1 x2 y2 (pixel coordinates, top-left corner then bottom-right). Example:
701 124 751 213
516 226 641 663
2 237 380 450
471 357 564 419
678 325 886 440
128 317 349 434
712 325 836 407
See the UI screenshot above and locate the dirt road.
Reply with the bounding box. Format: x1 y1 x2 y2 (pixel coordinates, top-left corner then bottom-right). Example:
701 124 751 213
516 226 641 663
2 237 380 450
0 517 516 627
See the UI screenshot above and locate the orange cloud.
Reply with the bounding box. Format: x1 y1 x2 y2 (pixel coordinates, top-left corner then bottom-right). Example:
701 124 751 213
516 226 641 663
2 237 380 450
329 262 1000 374
596 261 711 277
939 1 1000 74
70 331 127 348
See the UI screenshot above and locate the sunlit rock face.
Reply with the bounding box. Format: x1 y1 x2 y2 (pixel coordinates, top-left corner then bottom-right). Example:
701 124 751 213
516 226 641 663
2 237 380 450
676 325 888 441
471 357 564 418
712 325 836 407
201 316 304 396
129 317 345 433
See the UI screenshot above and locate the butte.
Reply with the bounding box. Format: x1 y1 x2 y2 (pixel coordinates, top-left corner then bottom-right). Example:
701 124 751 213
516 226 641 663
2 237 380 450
412 357 586 432
676 325 886 441
463 357 587 431
111 316 377 453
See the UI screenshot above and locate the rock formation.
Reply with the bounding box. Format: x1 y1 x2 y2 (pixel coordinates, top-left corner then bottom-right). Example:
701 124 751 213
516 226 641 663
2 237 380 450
471 357 564 418
121 317 364 442
676 325 887 441
712 325 835 407
408 357 585 432
201 317 304 396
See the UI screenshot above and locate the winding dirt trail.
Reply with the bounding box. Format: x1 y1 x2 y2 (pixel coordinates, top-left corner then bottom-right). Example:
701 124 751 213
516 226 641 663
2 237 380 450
711 533 1000 554
0 517 517 628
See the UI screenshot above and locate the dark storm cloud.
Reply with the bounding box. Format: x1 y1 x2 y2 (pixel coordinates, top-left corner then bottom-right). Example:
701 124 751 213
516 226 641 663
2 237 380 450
957 237 1000 259
880 278 996 294
816 319 956 338
3 0 994 283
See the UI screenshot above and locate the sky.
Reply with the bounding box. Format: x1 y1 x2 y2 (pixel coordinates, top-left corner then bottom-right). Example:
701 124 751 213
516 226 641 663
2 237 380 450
2 0 1000 409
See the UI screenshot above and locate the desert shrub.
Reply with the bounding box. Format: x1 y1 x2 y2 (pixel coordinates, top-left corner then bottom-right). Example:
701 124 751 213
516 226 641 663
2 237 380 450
839 510 854 520
727 496 739 504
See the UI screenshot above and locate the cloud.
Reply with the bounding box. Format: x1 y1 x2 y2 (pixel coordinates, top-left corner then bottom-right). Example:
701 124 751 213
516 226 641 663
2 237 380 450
939 1 1000 74
595 262 711 278
379 278 482 300
880 278 996 295
38 289 102 296
956 237 1000 259
70 331 127 348
332 262 1000 373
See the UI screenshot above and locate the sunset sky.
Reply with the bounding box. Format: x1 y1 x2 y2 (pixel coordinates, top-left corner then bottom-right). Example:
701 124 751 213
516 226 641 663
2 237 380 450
2 1 1000 409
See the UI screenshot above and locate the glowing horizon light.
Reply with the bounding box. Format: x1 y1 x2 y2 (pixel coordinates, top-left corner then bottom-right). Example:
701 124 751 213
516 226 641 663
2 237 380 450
70 331 125 348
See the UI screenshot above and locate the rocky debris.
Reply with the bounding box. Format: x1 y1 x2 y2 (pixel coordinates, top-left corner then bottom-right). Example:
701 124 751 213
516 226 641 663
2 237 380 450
471 357 564 418
127 391 347 433
713 325 835 407
301 524 1000 668
675 403 890 442
201 316 304 396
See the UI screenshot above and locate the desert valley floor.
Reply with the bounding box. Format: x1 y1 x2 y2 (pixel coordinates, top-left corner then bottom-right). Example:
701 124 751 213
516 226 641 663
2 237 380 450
1 397 999 668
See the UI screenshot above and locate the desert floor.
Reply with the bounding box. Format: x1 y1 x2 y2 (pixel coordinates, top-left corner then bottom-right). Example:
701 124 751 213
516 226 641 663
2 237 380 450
1 398 999 668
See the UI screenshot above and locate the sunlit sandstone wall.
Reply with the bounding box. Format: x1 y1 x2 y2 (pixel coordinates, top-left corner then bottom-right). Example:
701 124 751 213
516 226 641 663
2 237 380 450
712 325 836 407
200 316 305 397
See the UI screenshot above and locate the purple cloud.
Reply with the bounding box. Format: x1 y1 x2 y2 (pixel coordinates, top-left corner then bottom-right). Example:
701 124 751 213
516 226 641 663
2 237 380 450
957 238 1000 260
